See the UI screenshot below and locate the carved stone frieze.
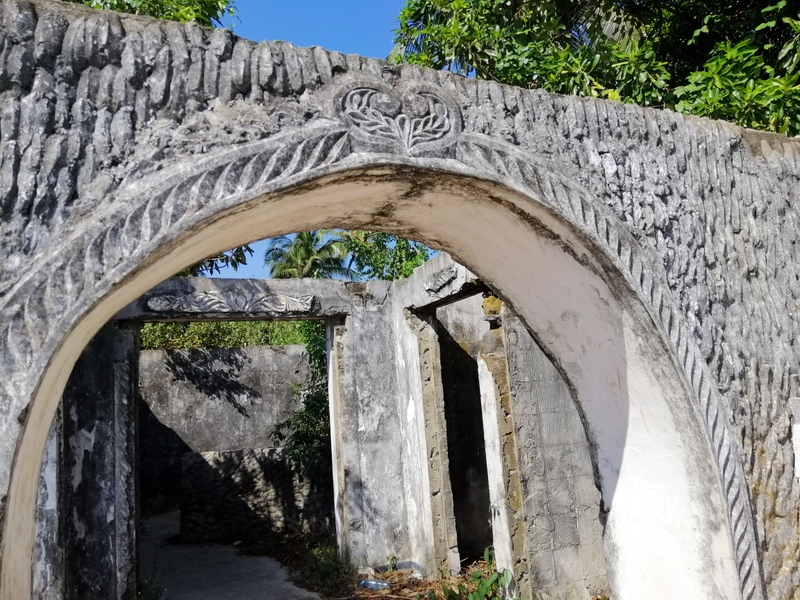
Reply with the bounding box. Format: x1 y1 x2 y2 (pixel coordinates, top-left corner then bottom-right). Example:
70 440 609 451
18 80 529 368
146 291 315 315
425 266 458 295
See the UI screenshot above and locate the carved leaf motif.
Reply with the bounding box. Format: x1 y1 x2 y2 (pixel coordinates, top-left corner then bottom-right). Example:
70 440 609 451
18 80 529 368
342 87 453 151
343 88 400 140
146 291 314 314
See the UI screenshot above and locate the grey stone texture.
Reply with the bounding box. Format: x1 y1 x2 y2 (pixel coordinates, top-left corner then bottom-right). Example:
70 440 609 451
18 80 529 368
3 1 800 598
136 343 311 516
118 276 353 322
139 345 311 452
61 323 138 600
180 448 331 543
33 415 63 600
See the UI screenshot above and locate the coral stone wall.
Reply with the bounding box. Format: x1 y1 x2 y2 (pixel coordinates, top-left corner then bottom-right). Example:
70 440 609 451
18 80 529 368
2 1 800 598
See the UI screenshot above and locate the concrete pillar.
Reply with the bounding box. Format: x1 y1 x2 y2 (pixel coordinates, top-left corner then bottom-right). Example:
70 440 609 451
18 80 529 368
62 322 138 600
504 312 609 599
336 281 410 568
478 357 516 575
327 318 348 557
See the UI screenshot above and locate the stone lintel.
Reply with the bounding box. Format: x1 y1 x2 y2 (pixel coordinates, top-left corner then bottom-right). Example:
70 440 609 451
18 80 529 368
116 277 353 321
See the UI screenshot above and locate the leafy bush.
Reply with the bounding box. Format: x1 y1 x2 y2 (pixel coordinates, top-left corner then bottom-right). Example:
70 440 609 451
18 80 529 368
272 372 332 481
441 548 514 600
139 320 309 350
301 541 356 597
397 0 800 136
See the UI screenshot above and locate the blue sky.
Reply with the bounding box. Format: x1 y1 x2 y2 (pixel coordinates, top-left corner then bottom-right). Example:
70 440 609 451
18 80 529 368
221 0 405 59
213 0 407 278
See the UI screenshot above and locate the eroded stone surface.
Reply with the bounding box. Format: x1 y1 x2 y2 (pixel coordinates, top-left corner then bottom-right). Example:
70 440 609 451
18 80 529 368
2 1 799 598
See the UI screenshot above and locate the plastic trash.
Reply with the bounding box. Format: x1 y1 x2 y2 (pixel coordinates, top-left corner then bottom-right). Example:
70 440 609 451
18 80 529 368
360 579 391 590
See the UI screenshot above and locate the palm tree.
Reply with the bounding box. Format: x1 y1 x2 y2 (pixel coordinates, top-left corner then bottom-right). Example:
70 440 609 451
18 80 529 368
264 230 356 279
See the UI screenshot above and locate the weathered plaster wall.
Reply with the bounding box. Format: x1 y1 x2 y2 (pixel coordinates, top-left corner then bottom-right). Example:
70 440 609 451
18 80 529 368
137 344 310 516
430 278 609 599
139 345 310 452
3 1 800 598
334 280 413 568
504 312 608 598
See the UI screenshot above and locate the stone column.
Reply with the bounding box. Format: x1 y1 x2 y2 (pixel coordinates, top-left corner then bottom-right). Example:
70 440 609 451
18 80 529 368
327 318 349 557
337 281 410 568
62 322 138 600
503 312 609 599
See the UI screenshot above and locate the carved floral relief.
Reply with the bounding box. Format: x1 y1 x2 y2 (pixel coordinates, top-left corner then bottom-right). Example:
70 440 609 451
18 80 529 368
337 80 462 154
146 291 315 314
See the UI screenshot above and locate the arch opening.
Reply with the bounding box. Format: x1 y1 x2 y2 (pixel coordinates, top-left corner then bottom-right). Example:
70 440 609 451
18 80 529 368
4 165 740 599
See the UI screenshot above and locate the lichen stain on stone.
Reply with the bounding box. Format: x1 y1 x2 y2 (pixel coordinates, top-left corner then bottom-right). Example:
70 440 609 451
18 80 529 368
740 128 800 161
482 295 502 316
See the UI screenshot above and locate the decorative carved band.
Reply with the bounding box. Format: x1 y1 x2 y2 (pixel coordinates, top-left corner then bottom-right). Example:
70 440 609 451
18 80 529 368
146 291 315 314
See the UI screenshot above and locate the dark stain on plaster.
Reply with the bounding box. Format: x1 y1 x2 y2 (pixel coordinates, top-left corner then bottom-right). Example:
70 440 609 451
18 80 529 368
16 403 30 426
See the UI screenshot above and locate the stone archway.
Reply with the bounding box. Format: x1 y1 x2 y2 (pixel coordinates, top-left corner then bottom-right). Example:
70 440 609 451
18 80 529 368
5 2 800 599
0 159 748 599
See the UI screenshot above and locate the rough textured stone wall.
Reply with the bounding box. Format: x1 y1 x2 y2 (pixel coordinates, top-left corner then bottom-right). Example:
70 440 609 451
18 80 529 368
2 1 800 597
180 448 331 543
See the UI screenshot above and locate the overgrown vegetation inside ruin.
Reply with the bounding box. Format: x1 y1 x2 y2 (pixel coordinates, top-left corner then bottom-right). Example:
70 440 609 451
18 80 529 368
239 540 519 600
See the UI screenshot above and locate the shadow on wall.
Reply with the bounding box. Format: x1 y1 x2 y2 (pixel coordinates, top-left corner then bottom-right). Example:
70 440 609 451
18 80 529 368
163 348 261 417
138 397 192 517
180 448 333 544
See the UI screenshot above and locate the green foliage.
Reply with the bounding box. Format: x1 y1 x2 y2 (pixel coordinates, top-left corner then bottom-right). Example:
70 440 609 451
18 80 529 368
139 320 308 350
293 319 327 369
270 320 330 479
675 8 800 135
272 374 331 479
299 539 355 597
265 231 355 280
67 0 234 27
339 231 433 281
182 245 254 277
419 548 515 600
396 0 800 136
264 229 433 282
